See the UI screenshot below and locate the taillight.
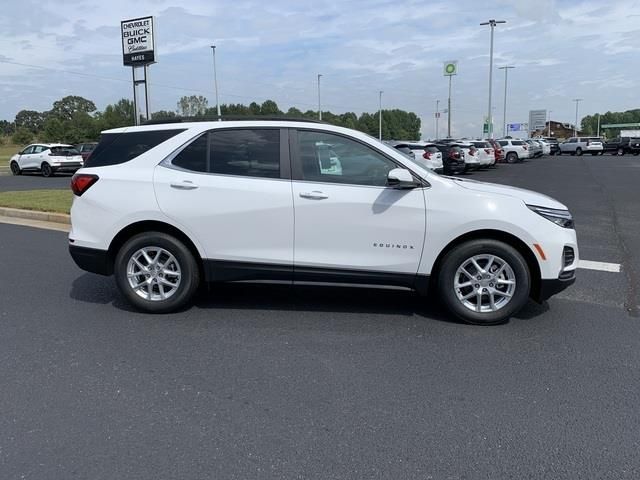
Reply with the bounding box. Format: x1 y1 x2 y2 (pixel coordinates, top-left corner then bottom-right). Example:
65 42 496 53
523 145 528 150
469 147 477 156
586 140 590 146
448 150 459 159
71 174 99 196
484 148 491 154
423 151 432 160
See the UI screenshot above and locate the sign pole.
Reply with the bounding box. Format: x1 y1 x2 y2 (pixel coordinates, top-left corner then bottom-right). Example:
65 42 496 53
144 64 150 121
447 75 452 138
132 66 139 126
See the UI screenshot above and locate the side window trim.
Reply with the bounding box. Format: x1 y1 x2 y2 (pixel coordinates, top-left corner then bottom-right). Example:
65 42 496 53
290 128 427 188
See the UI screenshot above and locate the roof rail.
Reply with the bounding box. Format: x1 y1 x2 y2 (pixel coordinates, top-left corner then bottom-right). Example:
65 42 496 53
142 115 326 125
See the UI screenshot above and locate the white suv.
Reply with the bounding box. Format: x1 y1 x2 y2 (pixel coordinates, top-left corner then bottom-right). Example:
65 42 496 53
69 120 578 325
496 139 530 163
10 144 84 177
559 137 604 156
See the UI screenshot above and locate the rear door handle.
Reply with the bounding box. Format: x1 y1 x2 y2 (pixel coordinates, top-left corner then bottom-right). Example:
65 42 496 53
299 191 328 200
170 180 198 190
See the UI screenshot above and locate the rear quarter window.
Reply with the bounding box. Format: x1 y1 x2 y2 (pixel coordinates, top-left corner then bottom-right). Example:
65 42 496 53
85 129 185 167
512 141 525 145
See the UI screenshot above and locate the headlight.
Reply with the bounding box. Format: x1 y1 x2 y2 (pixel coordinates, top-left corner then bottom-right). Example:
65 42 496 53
527 205 574 228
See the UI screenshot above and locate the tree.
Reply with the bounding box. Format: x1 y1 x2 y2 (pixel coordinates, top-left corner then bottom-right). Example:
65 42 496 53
96 99 134 130
286 107 303 118
12 127 33 145
50 95 97 121
177 95 208 117
42 117 66 143
151 110 177 120
14 110 45 133
0 120 15 136
260 100 281 116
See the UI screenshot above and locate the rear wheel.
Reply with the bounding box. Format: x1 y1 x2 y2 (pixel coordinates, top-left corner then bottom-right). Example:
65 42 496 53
617 148 625 156
436 239 531 325
41 162 53 177
114 232 200 313
506 152 518 164
10 161 21 176
576 148 583 156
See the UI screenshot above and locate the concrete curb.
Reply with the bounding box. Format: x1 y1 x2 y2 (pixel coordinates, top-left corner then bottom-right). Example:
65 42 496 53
0 206 70 225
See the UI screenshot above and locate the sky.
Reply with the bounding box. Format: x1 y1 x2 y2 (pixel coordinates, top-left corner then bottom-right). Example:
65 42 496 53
1 0 639 138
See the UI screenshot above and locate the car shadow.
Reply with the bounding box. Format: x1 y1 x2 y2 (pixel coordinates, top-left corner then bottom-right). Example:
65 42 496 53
69 273 471 324
70 274 550 325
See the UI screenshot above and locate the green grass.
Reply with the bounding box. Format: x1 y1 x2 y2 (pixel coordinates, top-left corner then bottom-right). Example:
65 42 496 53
0 189 73 214
0 143 22 168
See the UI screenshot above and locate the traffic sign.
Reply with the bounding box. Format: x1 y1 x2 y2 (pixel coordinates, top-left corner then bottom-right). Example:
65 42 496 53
443 61 458 76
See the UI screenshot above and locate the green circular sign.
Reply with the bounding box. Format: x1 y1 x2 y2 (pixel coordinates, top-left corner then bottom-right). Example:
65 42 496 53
445 64 456 74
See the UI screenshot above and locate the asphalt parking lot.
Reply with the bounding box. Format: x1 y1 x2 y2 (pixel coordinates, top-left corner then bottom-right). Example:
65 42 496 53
1 154 639 479
0 171 72 191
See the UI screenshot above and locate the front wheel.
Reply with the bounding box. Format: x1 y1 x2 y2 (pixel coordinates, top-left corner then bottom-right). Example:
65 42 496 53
10 161 21 176
436 239 531 325
617 148 625 156
41 162 53 177
575 148 583 156
506 152 518 164
114 232 200 313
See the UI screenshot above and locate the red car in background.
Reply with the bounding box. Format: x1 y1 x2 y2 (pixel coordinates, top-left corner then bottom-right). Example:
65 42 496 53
74 143 98 162
486 139 504 163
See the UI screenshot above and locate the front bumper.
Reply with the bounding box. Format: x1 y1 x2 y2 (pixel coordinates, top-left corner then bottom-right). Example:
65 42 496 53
537 271 576 302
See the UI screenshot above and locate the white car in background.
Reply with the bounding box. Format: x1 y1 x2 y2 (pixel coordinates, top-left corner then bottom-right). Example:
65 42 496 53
69 120 577 325
456 143 481 171
559 137 604 156
9 143 84 177
388 142 444 173
535 139 551 156
471 140 496 167
497 139 531 163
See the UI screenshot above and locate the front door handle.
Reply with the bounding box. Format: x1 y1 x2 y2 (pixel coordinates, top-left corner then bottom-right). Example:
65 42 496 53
299 191 328 200
170 180 199 190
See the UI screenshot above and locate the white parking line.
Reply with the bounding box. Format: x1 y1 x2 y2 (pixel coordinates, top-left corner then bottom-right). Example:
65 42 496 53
578 260 621 273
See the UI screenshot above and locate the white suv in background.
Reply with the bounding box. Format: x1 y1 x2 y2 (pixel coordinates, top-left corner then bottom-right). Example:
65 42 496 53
69 120 577 325
9 144 84 177
471 140 496 167
497 139 531 163
559 137 604 156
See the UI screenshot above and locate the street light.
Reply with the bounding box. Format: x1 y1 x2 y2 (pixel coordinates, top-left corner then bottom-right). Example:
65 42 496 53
480 19 506 139
498 65 515 138
317 74 322 121
210 46 221 119
547 110 553 137
573 98 583 137
378 90 383 141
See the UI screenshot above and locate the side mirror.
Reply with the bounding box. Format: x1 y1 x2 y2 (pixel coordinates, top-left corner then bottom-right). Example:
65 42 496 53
387 168 419 189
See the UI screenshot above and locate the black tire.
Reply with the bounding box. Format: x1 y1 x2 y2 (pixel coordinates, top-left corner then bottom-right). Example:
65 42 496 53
41 162 53 177
617 148 624 156
114 232 200 313
591 152 598 156
436 239 531 325
575 148 583 156
556 150 562 156
506 152 518 164
10 161 21 176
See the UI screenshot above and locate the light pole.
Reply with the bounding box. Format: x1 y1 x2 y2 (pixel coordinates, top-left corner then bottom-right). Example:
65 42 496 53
210 46 221 119
498 65 514 138
547 110 553 137
378 90 383 141
480 19 506 139
573 98 582 137
317 74 322 121
435 99 440 140
596 113 601 137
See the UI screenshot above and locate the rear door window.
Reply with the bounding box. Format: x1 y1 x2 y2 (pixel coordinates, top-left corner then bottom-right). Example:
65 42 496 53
209 129 280 179
512 141 525 146
85 129 185 167
498 141 507 147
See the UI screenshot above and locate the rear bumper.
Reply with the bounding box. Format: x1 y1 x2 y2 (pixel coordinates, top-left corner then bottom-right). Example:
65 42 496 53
69 244 112 276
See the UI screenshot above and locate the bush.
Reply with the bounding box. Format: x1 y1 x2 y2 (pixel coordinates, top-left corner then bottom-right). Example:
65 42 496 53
12 127 33 145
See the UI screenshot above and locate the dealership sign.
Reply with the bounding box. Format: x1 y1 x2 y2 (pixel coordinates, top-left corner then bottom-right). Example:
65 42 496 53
121 16 156 66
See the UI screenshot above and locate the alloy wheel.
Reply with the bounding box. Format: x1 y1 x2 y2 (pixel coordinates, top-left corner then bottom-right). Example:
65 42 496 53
453 254 516 313
126 246 182 301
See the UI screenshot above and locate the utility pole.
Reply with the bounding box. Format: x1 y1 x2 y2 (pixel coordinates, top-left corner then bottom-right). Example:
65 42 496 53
378 90 383 141
317 74 322 121
210 46 221 119
435 99 440 140
597 113 601 137
573 98 583 137
480 19 506 139
498 65 514 138
547 110 553 137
